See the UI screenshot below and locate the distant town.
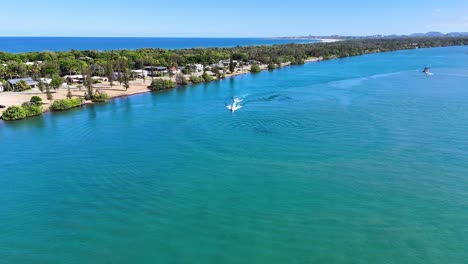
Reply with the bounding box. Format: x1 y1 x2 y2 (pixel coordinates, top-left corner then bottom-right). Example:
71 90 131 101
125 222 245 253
280 31 468 40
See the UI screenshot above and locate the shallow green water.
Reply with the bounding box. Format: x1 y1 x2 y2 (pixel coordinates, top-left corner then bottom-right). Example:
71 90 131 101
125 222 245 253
1 46 468 264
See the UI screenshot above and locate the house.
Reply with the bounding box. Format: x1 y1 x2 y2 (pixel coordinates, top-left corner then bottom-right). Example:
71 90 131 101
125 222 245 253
155 66 168 74
248 60 261 65
131 70 148 78
196 64 204 72
24 61 42 66
40 78 52 85
112 72 122 80
64 75 84 84
144 66 168 76
92 76 108 83
8 78 38 89
0 82 3 92
169 67 181 75
220 59 238 67
187 64 204 72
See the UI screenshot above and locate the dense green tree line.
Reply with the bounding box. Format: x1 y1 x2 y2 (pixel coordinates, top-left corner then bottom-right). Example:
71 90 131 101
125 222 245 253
0 37 466 81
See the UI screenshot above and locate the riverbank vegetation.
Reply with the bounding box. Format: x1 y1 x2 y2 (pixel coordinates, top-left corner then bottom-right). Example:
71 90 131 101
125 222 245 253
1 37 468 121
1 37 466 82
50 98 85 111
2 97 43 120
250 64 261 73
148 79 176 91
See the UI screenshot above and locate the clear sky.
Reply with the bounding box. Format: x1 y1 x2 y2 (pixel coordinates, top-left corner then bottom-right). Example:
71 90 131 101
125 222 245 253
1 0 467 37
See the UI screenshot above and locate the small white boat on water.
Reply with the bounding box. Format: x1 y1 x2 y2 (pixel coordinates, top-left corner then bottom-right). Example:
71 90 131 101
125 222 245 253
423 67 433 75
226 98 243 112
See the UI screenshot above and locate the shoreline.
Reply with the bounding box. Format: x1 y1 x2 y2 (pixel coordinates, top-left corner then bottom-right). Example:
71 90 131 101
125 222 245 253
2 38 468 121
0 58 324 119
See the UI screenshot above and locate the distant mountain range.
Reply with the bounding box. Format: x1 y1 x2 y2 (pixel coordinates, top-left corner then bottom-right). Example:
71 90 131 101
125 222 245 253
281 32 468 40
406 32 468 37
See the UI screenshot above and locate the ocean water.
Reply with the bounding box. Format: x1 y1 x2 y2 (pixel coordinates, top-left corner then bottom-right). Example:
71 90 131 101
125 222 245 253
1 46 468 263
0 37 318 53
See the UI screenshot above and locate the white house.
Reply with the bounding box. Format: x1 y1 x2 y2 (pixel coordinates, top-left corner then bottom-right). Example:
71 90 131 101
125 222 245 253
40 78 52 85
186 64 205 72
143 66 168 76
194 64 204 72
0 82 4 92
64 75 84 84
92 76 108 83
131 70 148 78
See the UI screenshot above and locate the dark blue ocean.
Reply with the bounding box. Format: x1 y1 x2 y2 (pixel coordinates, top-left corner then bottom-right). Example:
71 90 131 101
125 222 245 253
0 37 318 53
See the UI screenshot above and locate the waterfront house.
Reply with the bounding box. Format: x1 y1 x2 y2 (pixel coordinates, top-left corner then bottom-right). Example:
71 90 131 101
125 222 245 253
248 60 261 65
143 66 168 76
187 64 204 72
194 64 204 72
169 67 182 75
65 75 84 84
131 70 148 78
220 59 238 67
8 77 38 89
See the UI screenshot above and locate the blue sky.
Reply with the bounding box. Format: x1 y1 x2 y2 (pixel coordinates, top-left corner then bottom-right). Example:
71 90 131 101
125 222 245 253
1 0 467 37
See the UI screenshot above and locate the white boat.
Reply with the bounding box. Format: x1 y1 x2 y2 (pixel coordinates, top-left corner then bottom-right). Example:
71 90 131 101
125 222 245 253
423 67 433 75
226 98 243 112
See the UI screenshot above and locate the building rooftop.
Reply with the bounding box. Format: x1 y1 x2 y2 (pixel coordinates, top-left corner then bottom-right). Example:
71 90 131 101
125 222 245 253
8 77 37 85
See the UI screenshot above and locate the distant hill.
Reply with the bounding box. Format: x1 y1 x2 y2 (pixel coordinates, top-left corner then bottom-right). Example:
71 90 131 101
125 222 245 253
410 32 446 37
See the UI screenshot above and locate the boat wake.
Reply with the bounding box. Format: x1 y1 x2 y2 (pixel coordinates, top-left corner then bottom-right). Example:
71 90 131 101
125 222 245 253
225 93 293 112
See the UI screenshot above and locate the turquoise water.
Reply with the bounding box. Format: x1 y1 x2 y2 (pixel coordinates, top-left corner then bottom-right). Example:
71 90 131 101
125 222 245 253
1 46 468 263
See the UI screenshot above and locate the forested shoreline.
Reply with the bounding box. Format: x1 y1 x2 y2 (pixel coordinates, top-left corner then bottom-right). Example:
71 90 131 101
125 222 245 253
1 37 467 80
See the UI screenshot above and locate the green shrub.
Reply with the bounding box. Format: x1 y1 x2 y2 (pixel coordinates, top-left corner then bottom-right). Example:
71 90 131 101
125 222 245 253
202 73 214 82
190 75 204 83
91 92 110 102
30 96 43 105
50 98 84 111
148 79 176 91
21 102 43 117
268 63 276 70
250 64 261 73
2 106 27 121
